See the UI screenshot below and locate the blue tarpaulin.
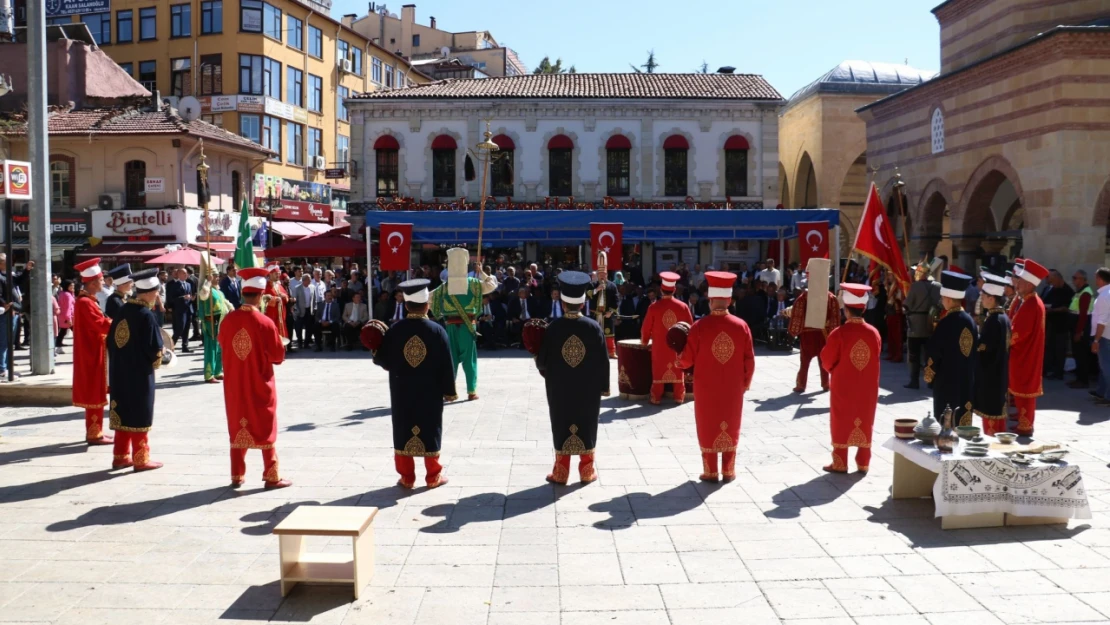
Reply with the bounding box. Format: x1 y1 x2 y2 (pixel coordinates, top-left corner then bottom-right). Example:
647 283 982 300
361 209 840 243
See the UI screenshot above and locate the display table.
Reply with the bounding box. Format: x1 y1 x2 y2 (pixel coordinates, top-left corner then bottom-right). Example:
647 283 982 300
883 437 1091 529
273 505 378 599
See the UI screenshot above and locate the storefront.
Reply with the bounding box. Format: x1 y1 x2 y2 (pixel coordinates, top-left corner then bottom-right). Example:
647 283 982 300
80 206 241 263
0 211 91 271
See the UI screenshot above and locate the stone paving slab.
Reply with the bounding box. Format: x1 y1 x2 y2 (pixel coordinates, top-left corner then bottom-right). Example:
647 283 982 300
2 342 1110 624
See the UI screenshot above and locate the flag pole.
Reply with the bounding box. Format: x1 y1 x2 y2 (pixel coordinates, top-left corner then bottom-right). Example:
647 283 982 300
473 121 499 271
892 166 911 269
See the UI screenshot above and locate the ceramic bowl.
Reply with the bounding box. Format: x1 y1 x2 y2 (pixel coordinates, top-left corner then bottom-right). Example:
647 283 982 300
956 426 981 440
995 433 1018 444
895 418 918 440
1039 449 1069 462
968 435 987 444
963 449 988 457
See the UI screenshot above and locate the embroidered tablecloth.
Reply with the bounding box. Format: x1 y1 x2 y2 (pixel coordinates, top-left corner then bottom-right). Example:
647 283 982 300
883 437 1091 520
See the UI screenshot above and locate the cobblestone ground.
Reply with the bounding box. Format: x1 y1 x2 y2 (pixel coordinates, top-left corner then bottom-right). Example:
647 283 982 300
3 341 1110 624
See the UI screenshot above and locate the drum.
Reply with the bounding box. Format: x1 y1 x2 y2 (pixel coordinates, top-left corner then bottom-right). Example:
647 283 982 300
616 339 652 400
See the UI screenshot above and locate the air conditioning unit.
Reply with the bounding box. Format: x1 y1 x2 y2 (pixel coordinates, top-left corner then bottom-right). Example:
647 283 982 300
98 193 123 210
313 155 326 169
340 58 353 73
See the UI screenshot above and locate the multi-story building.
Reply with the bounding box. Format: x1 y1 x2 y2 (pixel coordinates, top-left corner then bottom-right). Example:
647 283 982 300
31 0 430 227
346 3 526 78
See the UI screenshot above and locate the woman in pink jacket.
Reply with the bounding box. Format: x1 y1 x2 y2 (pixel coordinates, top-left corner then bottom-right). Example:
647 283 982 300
55 279 75 354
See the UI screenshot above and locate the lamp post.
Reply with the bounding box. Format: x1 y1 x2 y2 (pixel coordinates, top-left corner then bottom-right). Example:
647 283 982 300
197 146 215 344
468 121 499 268
259 187 282 251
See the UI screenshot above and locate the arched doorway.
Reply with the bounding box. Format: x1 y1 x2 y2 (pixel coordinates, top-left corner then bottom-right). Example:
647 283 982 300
836 153 867 257
778 162 791 208
794 152 817 208
961 157 1023 266
919 191 950 263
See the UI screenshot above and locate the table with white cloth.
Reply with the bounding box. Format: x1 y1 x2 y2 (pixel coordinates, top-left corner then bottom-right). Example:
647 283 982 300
883 436 1092 529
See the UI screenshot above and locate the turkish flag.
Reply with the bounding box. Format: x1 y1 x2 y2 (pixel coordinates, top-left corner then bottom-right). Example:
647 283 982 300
590 223 623 271
798 221 829 267
379 223 412 271
852 183 911 295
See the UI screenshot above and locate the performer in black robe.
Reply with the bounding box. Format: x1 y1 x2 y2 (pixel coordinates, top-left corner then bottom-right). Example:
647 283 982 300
373 279 457 489
925 271 978 427
973 271 1011 435
106 268 164 471
589 251 620 358
536 271 610 484
104 263 133 320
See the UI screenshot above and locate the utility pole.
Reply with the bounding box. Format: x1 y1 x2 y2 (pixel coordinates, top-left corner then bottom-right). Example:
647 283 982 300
26 0 52 374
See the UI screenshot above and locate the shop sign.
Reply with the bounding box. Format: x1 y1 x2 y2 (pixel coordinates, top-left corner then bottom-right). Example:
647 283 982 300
46 0 110 18
264 97 307 123
92 208 182 241
12 213 90 237
237 95 265 113
200 95 238 113
0 160 33 200
144 177 165 193
252 173 331 205
187 209 239 244
253 198 332 223
324 168 346 180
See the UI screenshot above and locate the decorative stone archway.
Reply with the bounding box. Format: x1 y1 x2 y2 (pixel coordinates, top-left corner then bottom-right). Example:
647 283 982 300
794 151 817 208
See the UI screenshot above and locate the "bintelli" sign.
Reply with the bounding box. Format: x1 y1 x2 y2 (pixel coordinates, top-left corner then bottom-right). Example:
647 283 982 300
104 210 173 235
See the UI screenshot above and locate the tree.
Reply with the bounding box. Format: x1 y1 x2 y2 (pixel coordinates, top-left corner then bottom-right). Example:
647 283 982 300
698 61 709 74
630 50 660 74
534 56 575 74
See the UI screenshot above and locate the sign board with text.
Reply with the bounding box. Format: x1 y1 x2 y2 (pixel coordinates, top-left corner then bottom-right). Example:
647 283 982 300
0 160 33 201
324 168 346 180
144 177 165 194
91 208 187 242
45 0 110 17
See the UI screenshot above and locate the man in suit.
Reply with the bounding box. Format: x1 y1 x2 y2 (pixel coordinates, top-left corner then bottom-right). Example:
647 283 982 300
166 268 195 352
342 291 370 350
220 265 242 310
291 274 316 349
186 267 202 340
315 289 341 352
373 290 393 323
506 287 537 347
385 289 407 325
501 266 521 297
689 290 709 320
545 287 566 321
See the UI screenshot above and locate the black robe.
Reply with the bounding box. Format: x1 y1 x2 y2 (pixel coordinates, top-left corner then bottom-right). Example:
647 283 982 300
535 314 609 454
589 281 619 340
973 308 1010 421
105 292 126 320
615 295 639 341
374 314 456 456
107 300 164 432
925 308 978 427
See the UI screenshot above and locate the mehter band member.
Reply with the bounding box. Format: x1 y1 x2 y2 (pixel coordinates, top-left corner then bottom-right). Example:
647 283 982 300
590 252 619 359
925 271 978 426
974 270 1011 435
72 257 114 445
536 271 609 485
1009 259 1047 436
785 258 839 393
374 279 457 489
198 266 231 383
677 271 755 483
429 247 498 400
821 284 881 473
219 267 291 489
641 271 693 405
262 264 290 347
103 263 132 320
106 268 165 471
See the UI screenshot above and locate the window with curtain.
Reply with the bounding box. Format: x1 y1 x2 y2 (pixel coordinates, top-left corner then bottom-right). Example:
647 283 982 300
605 135 632 196
50 159 73 210
375 136 399 197
200 54 222 95
171 57 193 96
547 135 573 197
663 135 688 197
125 160 147 207
431 135 456 197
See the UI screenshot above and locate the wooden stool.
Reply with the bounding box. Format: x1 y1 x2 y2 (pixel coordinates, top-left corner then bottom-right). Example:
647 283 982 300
273 505 378 599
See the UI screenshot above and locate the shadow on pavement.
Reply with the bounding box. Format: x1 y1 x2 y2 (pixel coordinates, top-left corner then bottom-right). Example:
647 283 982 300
0 410 84 428
864 497 1091 547
222 582 350 622
419 482 580 533
46 485 244 531
0 467 126 503
763 472 866 520
0 440 91 466
590 481 705 529
237 485 412 536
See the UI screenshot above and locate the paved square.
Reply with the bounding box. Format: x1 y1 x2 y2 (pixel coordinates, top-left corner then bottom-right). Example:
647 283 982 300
3 344 1110 624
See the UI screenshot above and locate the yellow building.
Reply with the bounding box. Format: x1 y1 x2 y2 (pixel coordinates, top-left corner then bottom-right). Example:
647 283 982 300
41 0 430 220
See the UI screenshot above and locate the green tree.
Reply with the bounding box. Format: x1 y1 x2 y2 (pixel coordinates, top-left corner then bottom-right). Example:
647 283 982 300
698 61 709 74
630 50 660 73
533 56 575 74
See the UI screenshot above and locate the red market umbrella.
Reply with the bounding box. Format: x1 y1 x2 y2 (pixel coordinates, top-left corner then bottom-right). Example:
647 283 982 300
147 248 226 266
264 233 367 259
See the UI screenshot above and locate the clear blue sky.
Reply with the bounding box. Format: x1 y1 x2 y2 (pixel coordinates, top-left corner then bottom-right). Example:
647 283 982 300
331 0 942 98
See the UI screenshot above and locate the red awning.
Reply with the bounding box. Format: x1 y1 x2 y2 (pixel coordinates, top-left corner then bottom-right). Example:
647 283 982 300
724 135 750 150
663 135 689 150
77 243 168 261
431 135 457 150
548 134 573 150
492 134 515 150
606 135 631 150
374 135 400 150
264 233 367 259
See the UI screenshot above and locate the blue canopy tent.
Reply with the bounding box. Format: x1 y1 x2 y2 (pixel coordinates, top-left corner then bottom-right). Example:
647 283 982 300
363 208 843 282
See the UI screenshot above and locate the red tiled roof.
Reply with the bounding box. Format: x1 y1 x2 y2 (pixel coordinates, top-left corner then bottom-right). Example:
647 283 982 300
0 108 275 156
352 73 783 101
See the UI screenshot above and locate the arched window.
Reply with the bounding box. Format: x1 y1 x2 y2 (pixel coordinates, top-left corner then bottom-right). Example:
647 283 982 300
548 134 573 197
431 134 456 198
931 108 945 154
663 135 688 197
724 135 749 197
605 135 631 197
490 134 514 197
49 156 74 210
374 135 399 198
125 160 147 207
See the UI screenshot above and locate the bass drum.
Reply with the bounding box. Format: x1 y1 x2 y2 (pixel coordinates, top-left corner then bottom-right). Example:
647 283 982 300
616 339 652 400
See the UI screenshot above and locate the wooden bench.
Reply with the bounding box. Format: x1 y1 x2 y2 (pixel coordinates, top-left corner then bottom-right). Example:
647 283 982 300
272 505 378 599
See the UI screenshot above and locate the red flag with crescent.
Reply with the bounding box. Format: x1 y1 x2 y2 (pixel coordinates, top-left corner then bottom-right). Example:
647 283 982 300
379 223 412 271
590 223 623 271
852 183 911 296
797 221 829 267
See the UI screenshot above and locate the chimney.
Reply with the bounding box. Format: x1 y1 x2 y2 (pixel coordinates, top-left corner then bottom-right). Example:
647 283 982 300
717 66 736 74
400 4 415 57
430 16 436 29
342 13 356 27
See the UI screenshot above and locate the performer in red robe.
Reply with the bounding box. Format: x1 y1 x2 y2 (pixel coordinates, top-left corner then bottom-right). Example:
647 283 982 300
821 284 882 473
1007 259 1025 319
885 275 905 362
219 267 291 489
641 271 693 405
786 264 839 393
1009 259 1047 436
71 258 114 445
263 265 290 344
677 272 755 482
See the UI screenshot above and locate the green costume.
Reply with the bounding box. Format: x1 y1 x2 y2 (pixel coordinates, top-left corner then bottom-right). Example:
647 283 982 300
430 277 485 395
198 286 231 381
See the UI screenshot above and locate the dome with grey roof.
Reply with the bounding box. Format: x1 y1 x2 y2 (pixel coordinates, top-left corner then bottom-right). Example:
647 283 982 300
785 60 937 111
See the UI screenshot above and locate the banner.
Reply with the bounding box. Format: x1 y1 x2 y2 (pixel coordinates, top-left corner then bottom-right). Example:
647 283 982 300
852 183 911 296
379 223 412 272
590 222 623 271
797 221 829 267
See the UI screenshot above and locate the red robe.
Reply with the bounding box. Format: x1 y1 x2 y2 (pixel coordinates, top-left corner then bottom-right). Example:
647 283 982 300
72 291 112 409
787 290 840 391
821 318 882 471
641 295 694 402
886 287 905 362
263 282 290 340
677 311 755 463
218 305 285 449
1009 292 1045 434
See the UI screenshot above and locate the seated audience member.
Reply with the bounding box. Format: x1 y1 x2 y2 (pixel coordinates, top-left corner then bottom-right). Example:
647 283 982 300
342 291 370 350
315 290 341 351
688 291 709 320
545 288 566 321
506 287 538 347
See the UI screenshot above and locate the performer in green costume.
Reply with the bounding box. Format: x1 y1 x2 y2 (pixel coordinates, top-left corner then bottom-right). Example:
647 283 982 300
198 269 232 383
429 247 499 400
